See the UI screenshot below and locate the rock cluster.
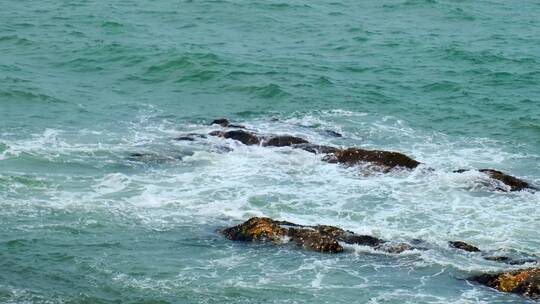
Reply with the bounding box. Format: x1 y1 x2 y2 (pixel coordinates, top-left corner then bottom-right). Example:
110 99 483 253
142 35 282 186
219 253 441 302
204 118 536 192
222 217 411 254
172 118 539 299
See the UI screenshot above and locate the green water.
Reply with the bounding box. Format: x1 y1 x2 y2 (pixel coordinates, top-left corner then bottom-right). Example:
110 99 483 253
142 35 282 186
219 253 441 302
1 0 540 303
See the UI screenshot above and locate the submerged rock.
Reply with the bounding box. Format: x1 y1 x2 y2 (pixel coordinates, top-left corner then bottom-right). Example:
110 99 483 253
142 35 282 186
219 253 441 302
484 256 538 265
127 152 180 163
470 268 540 299
175 133 207 141
222 217 397 254
375 242 414 254
323 148 420 170
454 169 535 192
449 241 481 253
209 130 261 145
292 143 339 154
262 135 309 147
448 241 536 265
211 118 245 129
323 130 343 137
211 118 230 127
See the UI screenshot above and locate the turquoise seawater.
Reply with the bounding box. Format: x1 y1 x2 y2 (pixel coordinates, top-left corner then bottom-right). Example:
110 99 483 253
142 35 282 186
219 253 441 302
1 0 540 303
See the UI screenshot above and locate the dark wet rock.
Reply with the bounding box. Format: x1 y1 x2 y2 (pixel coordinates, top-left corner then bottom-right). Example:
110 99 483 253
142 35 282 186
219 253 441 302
453 168 535 192
127 153 180 163
449 241 481 252
175 133 207 141
209 130 261 145
292 143 339 154
211 118 230 127
262 135 309 147
323 130 343 137
175 136 195 141
484 256 511 263
211 118 245 128
479 169 535 192
470 268 540 299
221 217 399 254
484 256 538 265
323 148 420 170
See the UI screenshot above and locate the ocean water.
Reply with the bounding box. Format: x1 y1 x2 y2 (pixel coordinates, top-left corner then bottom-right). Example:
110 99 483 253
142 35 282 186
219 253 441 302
1 0 540 303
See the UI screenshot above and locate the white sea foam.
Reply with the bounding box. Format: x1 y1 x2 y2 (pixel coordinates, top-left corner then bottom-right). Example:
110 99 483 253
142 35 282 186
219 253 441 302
1 109 539 280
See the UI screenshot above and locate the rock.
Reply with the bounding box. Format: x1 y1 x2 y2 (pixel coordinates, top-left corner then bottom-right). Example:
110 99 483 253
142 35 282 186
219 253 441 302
292 143 339 154
470 268 540 299
323 130 343 137
222 217 342 253
211 118 245 129
127 153 179 163
484 256 511 263
314 225 384 247
323 148 420 170
449 241 481 252
211 118 230 127
479 169 535 192
221 217 394 254
287 227 344 253
454 169 535 192
174 133 207 141
209 130 261 145
484 256 538 265
262 135 309 147
222 217 287 243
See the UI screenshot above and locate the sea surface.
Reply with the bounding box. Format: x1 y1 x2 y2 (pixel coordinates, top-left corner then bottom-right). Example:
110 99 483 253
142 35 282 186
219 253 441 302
1 0 540 303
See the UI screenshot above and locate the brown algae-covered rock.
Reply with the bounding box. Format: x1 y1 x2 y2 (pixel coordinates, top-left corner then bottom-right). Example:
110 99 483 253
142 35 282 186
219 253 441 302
470 268 540 299
222 217 397 254
222 217 287 243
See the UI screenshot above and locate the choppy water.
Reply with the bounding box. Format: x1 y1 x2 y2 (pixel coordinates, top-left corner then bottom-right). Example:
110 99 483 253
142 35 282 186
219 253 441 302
1 0 540 303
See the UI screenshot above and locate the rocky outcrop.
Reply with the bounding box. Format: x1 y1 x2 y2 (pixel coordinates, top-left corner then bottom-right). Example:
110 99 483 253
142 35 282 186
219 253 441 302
454 169 536 192
209 130 261 145
262 136 309 147
323 148 420 170
470 268 540 299
221 217 405 254
449 241 481 252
